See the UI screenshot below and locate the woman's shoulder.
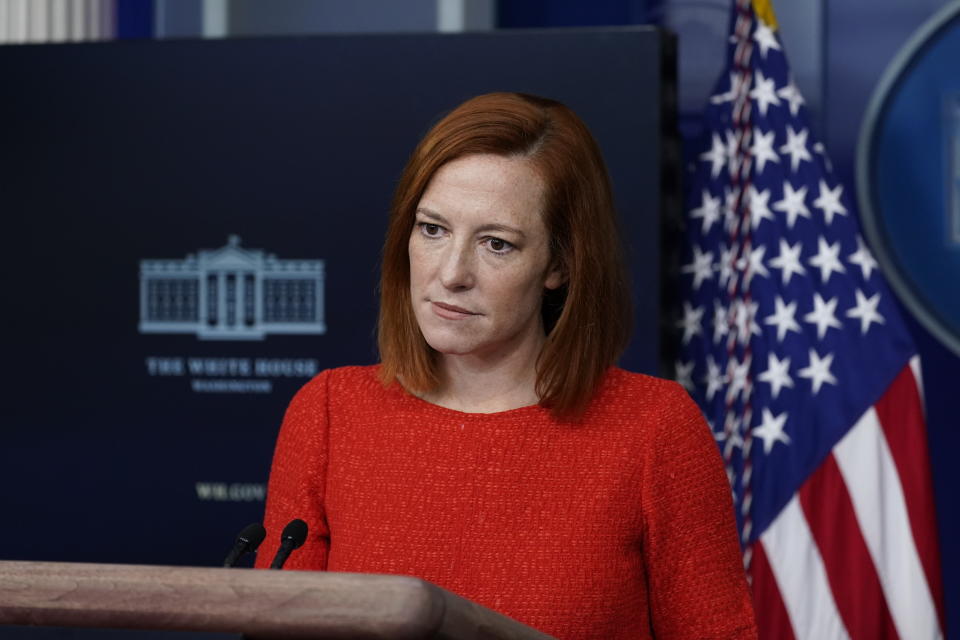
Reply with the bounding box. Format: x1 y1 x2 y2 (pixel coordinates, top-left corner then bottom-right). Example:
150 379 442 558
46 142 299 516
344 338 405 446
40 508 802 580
590 367 705 428
598 367 694 406
591 368 716 458
324 364 383 390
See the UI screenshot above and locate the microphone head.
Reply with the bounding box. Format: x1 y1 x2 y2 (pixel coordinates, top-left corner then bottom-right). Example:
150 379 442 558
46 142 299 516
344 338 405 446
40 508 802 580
237 523 267 550
281 518 308 549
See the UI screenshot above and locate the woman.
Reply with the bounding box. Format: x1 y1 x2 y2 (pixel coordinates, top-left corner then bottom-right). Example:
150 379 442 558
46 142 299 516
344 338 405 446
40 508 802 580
256 92 757 639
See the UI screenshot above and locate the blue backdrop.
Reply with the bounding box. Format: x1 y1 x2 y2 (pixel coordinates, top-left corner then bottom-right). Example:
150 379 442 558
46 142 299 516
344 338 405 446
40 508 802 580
0 29 673 568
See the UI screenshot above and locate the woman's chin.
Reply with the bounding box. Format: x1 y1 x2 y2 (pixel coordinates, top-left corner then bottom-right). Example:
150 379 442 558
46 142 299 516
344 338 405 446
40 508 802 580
420 325 481 356
425 340 477 357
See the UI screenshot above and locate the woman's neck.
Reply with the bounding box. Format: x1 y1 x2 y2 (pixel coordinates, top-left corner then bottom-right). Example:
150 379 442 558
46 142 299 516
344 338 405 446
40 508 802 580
424 334 545 414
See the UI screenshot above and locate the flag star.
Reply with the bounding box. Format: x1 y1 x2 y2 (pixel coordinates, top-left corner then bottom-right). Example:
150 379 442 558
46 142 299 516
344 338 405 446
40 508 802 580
714 414 737 447
710 71 739 105
777 79 805 117
757 352 794 399
752 408 791 454
768 238 807 285
764 295 802 342
723 411 746 448
704 355 724 401
675 359 695 391
746 244 770 285
726 355 752 403
748 185 776 230
813 142 833 172
804 292 844 339
798 348 838 394
779 126 812 172
700 134 727 178
724 431 743 456
714 424 728 444
677 302 705 345
733 298 762 345
721 425 744 453
808 236 847 284
690 189 722 234
753 20 782 59
727 430 744 453
682 245 715 291
712 302 729 344
717 244 736 289
750 127 781 174
846 289 886 334
749 70 781 116
848 235 879 281
813 179 848 225
773 181 811 229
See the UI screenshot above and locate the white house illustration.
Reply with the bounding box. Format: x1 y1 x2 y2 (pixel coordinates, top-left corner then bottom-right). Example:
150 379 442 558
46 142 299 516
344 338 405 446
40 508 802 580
139 235 326 340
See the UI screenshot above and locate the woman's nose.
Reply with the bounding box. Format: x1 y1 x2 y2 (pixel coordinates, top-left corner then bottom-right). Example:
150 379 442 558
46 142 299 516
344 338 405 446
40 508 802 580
439 240 476 291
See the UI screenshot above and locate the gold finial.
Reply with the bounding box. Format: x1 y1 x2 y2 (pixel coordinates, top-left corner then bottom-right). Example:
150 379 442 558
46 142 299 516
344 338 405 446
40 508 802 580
752 0 779 31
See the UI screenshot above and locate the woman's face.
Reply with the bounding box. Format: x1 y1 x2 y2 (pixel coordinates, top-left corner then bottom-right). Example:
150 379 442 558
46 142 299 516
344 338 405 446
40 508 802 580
409 153 564 363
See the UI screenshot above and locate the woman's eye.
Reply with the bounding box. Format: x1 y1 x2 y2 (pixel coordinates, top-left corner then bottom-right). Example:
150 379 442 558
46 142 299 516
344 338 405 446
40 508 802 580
419 223 443 237
485 237 514 254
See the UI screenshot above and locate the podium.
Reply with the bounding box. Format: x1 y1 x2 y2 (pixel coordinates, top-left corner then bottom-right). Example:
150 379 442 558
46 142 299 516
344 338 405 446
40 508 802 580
0 561 556 639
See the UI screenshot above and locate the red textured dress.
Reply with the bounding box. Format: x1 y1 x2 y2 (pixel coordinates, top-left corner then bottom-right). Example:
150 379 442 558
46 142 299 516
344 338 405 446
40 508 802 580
256 365 757 639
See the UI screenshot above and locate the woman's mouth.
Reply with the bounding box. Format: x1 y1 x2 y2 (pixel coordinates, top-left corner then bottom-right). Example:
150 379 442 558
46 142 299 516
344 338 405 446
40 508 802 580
431 301 478 319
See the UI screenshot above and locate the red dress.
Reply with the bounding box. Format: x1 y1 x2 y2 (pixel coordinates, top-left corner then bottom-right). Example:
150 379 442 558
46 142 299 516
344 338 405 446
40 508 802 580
256 365 757 639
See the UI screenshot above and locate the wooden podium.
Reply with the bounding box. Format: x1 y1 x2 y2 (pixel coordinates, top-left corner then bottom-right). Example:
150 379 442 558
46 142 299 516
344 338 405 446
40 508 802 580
0 561 556 639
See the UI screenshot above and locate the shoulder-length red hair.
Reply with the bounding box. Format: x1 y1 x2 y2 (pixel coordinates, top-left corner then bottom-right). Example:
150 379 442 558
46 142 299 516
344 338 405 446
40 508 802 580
378 92 632 418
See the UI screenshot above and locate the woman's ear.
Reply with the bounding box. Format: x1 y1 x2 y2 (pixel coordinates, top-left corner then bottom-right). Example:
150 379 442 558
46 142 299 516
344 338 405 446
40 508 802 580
544 264 567 291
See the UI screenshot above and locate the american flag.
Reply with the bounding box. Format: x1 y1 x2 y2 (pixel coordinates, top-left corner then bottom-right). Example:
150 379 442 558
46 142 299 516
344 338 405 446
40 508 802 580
677 1 945 638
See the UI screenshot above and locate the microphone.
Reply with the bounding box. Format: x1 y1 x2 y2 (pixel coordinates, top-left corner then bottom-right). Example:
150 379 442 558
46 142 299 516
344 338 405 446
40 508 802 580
269 518 308 569
223 522 267 567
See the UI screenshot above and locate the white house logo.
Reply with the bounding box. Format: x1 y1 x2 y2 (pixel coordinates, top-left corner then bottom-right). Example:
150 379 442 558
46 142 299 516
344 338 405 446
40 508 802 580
139 235 326 340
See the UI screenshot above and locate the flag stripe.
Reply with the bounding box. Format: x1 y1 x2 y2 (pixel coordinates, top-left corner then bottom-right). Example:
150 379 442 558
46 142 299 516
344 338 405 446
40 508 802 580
750 540 797 640
833 406 942 640
873 363 945 630
760 496 850 640
799 453 899 640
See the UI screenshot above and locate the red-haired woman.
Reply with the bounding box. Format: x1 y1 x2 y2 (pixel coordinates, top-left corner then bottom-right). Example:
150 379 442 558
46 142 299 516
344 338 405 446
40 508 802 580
257 93 757 639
